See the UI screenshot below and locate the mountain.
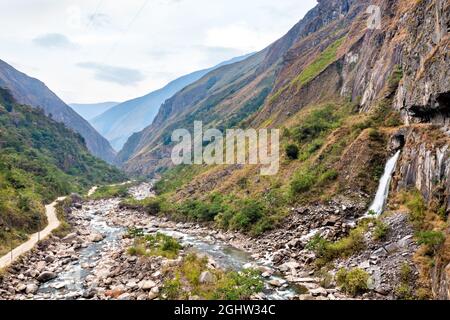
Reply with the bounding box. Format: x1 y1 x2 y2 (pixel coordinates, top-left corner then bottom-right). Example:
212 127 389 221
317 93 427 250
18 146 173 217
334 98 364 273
91 54 253 151
69 102 119 121
0 59 117 163
0 88 125 255
117 0 450 299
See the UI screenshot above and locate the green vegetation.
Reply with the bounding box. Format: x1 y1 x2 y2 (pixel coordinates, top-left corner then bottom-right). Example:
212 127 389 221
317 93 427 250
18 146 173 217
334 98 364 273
154 165 205 195
161 253 263 300
291 37 345 90
285 144 300 160
307 225 366 265
269 37 345 104
416 231 445 255
90 183 131 200
373 220 390 241
336 268 370 296
395 263 415 300
0 89 125 254
127 231 182 259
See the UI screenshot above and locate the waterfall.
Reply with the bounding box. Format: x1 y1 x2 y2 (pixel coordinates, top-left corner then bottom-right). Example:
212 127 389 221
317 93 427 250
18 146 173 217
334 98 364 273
366 151 401 217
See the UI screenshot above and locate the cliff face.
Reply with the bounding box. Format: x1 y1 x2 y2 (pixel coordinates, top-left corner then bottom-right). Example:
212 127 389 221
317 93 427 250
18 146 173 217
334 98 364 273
119 0 450 299
0 60 117 163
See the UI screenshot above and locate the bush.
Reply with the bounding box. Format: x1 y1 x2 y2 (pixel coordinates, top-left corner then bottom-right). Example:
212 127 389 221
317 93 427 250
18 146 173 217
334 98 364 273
128 232 182 259
307 227 366 263
416 231 445 254
229 199 266 231
373 221 390 241
291 169 315 194
336 268 370 296
285 144 300 160
161 253 263 300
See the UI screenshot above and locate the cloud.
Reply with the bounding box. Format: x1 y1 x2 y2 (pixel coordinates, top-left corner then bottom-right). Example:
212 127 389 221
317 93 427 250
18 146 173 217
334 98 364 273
33 33 77 49
77 62 145 86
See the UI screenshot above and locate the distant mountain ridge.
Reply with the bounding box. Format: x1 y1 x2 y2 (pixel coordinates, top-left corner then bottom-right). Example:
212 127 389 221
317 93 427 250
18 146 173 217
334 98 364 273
91 54 254 151
0 59 117 163
70 101 119 121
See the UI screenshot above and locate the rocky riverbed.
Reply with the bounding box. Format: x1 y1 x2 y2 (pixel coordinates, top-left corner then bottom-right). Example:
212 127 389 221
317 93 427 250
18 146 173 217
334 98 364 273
0 184 419 300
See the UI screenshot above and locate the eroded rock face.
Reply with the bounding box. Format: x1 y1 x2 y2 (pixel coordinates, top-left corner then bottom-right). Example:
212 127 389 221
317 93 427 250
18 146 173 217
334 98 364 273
394 127 450 211
394 0 450 128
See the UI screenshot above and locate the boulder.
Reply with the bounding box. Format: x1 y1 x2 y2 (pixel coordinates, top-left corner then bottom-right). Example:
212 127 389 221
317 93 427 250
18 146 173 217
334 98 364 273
199 271 216 284
37 271 57 283
141 280 156 291
25 283 39 295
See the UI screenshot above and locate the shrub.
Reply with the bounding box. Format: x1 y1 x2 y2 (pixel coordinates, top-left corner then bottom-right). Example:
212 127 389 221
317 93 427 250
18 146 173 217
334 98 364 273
307 227 366 263
416 231 445 254
285 144 300 160
373 221 390 241
336 268 370 296
229 199 266 231
291 169 315 194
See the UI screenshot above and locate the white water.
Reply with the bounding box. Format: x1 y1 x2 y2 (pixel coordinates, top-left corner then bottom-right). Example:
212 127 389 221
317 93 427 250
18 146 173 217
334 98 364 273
366 151 401 217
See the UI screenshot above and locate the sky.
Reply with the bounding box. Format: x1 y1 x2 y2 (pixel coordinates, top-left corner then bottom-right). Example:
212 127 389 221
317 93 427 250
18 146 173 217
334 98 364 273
0 0 317 104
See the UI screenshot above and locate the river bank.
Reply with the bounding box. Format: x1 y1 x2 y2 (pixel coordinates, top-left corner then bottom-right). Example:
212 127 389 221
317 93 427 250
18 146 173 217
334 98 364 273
0 182 418 300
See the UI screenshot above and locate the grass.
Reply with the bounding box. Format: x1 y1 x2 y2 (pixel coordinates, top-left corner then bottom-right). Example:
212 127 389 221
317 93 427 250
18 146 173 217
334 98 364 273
336 268 370 296
127 232 182 259
291 37 345 90
307 224 367 265
269 37 345 104
90 183 132 200
161 253 263 300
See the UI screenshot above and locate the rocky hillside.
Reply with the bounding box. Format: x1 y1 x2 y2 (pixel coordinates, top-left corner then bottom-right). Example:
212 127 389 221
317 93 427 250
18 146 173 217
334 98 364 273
0 60 117 163
0 88 125 256
113 0 450 300
93 54 252 152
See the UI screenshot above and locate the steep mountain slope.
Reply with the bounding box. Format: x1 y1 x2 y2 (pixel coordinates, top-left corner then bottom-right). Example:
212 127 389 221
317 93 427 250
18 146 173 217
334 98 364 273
69 101 119 121
119 0 365 173
92 54 253 151
119 0 450 299
0 88 125 255
0 60 117 163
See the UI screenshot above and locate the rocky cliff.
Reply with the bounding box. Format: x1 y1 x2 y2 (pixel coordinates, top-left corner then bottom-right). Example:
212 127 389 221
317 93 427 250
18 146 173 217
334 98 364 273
119 0 450 299
0 60 117 163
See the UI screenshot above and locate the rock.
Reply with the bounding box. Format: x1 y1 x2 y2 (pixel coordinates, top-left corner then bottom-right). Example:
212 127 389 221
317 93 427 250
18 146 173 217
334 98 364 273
279 261 300 272
37 271 57 283
25 284 39 295
298 294 314 300
36 261 46 272
268 279 286 287
141 280 156 291
148 291 159 300
73 203 82 209
45 255 55 263
62 233 78 243
117 293 132 300
16 284 27 292
310 287 328 297
82 287 97 299
199 271 216 284
359 261 371 269
89 233 105 243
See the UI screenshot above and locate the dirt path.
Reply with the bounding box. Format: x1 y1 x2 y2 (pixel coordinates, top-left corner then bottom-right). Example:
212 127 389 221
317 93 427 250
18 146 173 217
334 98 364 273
0 196 66 270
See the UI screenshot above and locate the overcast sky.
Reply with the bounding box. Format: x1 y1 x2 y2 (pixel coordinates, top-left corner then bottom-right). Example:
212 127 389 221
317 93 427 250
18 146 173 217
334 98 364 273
0 0 317 104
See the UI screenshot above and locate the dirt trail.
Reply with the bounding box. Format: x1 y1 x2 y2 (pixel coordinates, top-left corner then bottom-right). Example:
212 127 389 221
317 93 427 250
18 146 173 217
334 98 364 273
0 196 66 270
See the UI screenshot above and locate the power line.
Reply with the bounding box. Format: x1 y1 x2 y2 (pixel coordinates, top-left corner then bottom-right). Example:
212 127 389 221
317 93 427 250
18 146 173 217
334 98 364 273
103 0 150 63
86 0 105 30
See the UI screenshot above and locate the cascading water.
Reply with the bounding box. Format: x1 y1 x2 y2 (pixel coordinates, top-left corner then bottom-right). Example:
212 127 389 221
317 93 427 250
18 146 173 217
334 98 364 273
366 150 401 217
